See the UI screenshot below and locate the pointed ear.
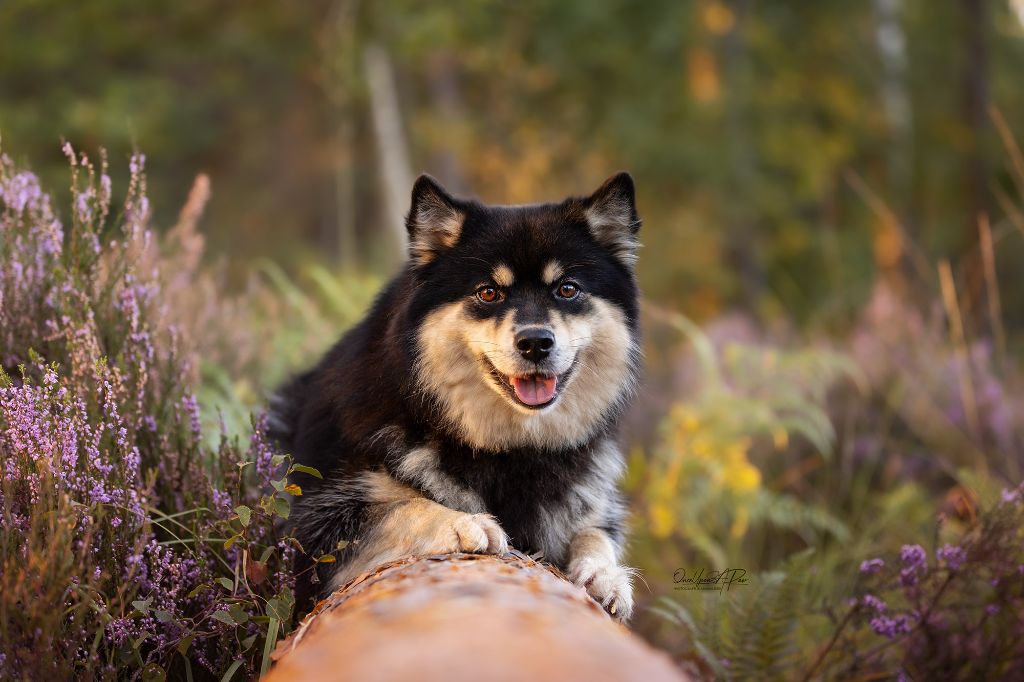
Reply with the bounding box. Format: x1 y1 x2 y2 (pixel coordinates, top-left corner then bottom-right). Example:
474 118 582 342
582 172 641 267
406 174 465 265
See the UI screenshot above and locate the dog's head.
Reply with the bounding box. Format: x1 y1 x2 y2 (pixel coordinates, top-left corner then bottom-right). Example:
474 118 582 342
406 173 641 451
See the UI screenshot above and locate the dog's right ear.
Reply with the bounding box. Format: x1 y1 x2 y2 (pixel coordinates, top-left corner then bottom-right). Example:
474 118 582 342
406 174 464 265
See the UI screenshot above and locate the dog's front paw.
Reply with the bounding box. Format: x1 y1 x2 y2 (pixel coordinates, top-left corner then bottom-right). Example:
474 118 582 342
567 554 635 622
452 512 509 555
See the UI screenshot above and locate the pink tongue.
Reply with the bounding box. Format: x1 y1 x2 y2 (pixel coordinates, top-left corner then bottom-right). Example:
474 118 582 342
512 375 557 406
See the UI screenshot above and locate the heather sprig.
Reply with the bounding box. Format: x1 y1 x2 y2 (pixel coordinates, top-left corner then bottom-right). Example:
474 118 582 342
0 146 315 679
817 488 1024 679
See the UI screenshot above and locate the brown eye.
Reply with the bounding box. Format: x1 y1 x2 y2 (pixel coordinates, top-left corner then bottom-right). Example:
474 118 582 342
477 286 502 303
556 282 580 300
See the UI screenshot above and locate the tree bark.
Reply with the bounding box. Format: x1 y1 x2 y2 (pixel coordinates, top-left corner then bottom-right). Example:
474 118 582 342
267 552 690 682
364 42 413 266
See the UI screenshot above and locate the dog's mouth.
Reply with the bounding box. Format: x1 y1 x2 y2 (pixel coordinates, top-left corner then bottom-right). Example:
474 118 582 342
481 356 577 410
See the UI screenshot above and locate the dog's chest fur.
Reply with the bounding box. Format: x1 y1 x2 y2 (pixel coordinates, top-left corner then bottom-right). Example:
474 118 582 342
391 436 622 566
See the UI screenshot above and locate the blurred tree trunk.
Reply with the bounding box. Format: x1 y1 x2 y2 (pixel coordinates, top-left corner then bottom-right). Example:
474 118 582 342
327 0 361 267
870 0 912 295
425 51 469 195
960 0 989 315
266 553 692 682
873 0 911 220
721 0 766 310
364 42 413 266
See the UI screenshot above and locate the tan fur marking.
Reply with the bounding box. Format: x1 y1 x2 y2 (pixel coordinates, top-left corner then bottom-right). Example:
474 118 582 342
584 201 640 267
329 495 508 590
542 260 564 285
359 470 420 504
491 263 515 287
410 210 464 265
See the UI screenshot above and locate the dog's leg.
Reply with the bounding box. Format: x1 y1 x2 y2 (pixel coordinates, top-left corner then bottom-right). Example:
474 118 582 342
566 527 634 621
326 471 508 591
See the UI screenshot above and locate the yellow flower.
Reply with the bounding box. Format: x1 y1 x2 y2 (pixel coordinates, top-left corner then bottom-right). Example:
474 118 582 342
720 438 761 493
649 501 675 538
730 505 750 538
723 461 761 493
691 435 714 460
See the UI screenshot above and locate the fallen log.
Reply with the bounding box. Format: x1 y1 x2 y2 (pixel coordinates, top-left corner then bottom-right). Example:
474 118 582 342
267 551 690 682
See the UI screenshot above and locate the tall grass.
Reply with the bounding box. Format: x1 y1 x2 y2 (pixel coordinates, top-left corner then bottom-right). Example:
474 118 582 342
634 130 1024 678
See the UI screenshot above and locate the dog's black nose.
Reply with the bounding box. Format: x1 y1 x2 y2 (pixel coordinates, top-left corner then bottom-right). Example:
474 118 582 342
515 328 556 362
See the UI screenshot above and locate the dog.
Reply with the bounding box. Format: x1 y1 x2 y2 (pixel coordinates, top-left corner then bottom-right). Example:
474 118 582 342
269 171 642 620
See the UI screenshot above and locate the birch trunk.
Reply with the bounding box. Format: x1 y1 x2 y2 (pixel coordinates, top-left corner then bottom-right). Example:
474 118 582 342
363 42 413 265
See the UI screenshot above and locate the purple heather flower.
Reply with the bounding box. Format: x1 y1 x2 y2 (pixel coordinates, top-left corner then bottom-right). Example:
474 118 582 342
860 558 885 574
870 614 913 638
899 544 927 587
129 152 146 177
936 544 966 571
862 594 887 612
182 393 202 440
900 544 927 568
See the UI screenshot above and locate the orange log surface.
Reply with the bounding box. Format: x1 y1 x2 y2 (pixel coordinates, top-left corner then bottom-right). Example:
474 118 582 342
267 552 690 682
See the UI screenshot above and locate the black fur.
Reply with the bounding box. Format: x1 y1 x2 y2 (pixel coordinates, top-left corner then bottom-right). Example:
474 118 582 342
270 173 641 610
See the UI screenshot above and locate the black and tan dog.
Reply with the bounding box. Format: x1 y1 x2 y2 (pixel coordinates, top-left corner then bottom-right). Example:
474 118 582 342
270 172 642 619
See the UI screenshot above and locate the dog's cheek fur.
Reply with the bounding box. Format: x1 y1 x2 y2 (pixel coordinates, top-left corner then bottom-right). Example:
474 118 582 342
415 297 639 452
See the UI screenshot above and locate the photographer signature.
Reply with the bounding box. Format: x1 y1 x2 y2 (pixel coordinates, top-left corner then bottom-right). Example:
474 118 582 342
672 568 750 592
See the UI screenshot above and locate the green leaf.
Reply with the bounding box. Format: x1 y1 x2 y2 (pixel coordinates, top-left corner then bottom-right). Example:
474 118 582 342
271 454 287 468
141 663 166 681
228 603 250 625
259 546 275 563
284 483 302 496
220 658 244 682
336 539 350 551
266 587 295 622
176 634 195 656
241 634 257 651
234 505 252 527
317 554 336 563
275 496 291 520
154 609 174 623
211 610 237 626
224 533 243 551
271 478 286 492
217 577 234 591
260 618 281 678
132 597 153 616
186 584 208 599
288 464 323 479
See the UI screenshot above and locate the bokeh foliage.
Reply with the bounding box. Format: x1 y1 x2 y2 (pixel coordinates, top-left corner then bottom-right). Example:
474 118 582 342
4 1 1024 679
4 1 1024 318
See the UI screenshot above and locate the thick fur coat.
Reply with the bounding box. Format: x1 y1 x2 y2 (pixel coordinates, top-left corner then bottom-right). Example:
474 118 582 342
270 172 642 619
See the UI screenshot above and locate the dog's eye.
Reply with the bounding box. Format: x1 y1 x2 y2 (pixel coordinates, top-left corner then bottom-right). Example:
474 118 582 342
556 282 580 300
476 286 503 303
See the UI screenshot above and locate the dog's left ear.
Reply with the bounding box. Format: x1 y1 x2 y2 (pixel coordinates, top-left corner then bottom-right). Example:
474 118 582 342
406 174 465 265
583 172 641 267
